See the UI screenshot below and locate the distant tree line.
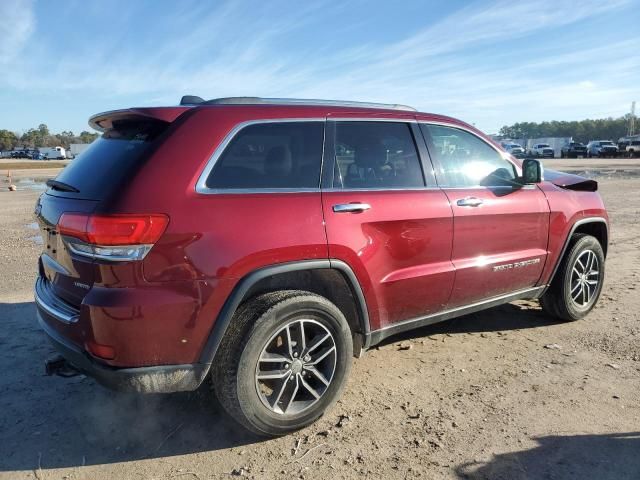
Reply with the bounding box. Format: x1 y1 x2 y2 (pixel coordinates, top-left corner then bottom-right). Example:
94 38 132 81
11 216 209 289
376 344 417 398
0 124 100 151
498 115 634 144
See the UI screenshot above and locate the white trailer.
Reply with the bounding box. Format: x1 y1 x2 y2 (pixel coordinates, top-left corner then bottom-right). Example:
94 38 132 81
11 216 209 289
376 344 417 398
69 143 91 158
40 146 66 160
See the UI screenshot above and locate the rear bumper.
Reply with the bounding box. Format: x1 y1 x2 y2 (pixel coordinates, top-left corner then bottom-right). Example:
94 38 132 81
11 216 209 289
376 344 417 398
38 313 209 393
35 278 210 393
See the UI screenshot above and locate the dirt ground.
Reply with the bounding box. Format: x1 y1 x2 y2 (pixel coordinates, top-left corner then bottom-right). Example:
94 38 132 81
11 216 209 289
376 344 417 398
1 159 639 479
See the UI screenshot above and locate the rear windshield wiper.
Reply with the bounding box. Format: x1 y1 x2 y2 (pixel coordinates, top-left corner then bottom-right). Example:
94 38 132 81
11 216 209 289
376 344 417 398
46 179 80 193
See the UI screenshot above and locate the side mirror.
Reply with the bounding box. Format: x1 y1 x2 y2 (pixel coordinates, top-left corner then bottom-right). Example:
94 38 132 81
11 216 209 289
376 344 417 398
522 158 543 184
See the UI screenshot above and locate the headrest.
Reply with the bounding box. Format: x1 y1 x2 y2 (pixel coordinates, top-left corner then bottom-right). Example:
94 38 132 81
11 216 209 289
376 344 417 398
264 145 293 176
354 142 387 169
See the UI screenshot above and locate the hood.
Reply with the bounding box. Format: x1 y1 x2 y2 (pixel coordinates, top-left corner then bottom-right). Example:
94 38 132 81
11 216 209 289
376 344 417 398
545 169 598 192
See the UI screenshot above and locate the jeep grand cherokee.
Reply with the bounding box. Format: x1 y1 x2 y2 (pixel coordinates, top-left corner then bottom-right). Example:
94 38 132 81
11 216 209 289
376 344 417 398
35 96 608 436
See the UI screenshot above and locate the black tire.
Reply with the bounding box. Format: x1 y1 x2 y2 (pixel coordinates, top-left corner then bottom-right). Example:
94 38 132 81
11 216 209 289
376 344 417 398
211 290 353 436
540 234 605 322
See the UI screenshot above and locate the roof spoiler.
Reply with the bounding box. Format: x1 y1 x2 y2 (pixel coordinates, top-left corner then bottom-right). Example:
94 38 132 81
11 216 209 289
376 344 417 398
89 107 190 132
180 95 205 105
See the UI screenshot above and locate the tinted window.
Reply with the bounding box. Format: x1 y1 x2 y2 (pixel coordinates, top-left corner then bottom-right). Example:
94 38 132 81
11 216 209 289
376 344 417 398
206 122 323 189
333 122 424 189
51 120 167 200
422 124 517 188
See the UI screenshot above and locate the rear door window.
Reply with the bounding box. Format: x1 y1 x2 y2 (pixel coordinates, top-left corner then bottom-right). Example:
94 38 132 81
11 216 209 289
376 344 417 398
332 121 425 189
205 122 324 190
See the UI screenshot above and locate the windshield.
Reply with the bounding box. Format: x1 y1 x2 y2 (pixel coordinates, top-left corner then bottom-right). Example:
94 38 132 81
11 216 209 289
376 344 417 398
539 144 550 148
600 141 615 146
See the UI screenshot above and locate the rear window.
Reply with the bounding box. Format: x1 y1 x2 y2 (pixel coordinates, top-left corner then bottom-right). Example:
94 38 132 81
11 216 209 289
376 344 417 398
50 120 167 199
205 122 324 190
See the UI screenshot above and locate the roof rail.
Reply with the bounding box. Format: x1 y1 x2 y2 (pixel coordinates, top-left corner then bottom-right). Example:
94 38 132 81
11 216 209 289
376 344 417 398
181 96 416 111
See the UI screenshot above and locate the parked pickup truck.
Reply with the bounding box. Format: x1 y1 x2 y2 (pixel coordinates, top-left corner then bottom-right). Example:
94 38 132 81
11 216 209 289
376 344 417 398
587 140 618 158
621 140 640 157
529 143 555 158
560 142 588 158
501 142 526 158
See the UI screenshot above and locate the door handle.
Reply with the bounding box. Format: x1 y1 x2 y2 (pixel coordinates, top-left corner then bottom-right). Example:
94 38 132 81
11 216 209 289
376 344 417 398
332 203 371 213
456 197 483 207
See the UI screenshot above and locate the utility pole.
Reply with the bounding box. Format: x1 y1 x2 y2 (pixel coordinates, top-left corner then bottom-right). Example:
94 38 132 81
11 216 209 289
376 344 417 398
630 101 636 136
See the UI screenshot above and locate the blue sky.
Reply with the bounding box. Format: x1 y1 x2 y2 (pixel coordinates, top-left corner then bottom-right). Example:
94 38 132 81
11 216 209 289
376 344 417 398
1 0 639 135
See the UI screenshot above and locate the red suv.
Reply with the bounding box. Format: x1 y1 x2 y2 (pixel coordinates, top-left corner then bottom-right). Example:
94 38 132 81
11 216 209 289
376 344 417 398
35 97 608 436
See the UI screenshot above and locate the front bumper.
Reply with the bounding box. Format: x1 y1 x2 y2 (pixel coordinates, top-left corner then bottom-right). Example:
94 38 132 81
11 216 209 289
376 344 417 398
35 279 209 393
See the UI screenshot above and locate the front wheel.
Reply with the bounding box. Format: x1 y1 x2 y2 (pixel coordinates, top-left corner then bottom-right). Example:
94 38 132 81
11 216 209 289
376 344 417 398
212 290 353 436
540 234 605 321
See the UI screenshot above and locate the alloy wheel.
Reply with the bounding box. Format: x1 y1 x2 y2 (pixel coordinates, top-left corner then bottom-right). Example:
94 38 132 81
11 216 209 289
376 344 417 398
255 318 337 415
570 249 600 307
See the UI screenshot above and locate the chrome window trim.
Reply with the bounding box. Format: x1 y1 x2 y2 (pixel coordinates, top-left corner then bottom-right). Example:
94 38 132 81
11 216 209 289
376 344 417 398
195 118 325 195
418 121 523 188
322 187 441 193
436 184 537 191
328 117 417 123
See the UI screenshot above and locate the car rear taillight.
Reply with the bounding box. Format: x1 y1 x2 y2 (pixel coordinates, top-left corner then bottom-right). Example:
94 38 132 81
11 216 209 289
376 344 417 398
57 213 169 261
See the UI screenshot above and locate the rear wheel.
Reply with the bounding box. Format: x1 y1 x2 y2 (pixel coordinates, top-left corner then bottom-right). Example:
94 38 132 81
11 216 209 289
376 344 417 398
212 290 353 436
540 234 605 321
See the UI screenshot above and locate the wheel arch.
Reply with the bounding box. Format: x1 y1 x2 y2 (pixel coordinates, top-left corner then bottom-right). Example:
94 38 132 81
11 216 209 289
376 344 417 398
574 220 608 257
198 260 371 366
544 216 608 292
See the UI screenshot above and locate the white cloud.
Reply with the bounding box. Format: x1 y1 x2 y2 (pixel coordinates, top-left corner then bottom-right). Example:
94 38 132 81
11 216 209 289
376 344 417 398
0 0 35 64
1 0 638 132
